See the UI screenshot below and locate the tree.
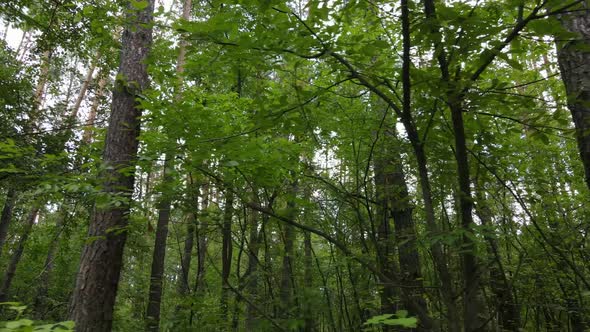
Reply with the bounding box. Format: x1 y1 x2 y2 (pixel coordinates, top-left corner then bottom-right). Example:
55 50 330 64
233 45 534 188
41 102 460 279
69 0 155 330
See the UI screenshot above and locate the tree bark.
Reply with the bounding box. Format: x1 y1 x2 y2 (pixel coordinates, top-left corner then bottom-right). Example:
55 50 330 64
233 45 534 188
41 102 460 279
145 155 173 332
0 205 40 302
0 188 17 261
69 1 155 330
555 6 590 191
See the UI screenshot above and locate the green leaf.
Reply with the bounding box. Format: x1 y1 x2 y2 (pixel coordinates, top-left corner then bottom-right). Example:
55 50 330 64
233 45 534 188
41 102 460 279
131 0 149 10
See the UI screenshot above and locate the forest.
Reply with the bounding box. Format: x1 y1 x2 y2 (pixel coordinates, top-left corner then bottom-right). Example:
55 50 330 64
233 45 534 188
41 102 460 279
0 0 589 331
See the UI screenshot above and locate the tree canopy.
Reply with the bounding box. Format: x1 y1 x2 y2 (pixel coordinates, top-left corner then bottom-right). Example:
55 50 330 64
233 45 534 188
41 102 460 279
0 0 589 331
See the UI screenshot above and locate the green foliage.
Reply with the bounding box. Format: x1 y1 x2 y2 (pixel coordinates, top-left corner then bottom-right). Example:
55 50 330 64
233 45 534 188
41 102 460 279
363 310 418 328
0 303 74 332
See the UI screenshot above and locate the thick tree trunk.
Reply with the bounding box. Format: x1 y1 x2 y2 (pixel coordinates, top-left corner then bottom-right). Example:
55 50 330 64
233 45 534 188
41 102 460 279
0 188 17 260
220 191 234 321
555 7 590 191
0 205 40 302
145 156 173 332
69 1 155 330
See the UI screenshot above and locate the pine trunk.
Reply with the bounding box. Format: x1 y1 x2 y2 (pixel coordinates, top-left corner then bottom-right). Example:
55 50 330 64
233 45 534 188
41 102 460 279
555 6 590 191
69 1 155 330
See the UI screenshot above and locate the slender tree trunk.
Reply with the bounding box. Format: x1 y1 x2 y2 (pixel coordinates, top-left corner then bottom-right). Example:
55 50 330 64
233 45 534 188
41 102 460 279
71 58 98 119
555 6 590 191
83 75 107 143
145 155 174 331
245 194 262 331
0 189 17 260
178 211 196 296
279 181 298 320
303 230 313 332
144 0 191 320
474 170 520 331
449 98 487 331
373 151 400 316
0 205 40 302
195 180 210 294
34 204 67 318
34 50 51 109
69 1 155 330
220 191 234 321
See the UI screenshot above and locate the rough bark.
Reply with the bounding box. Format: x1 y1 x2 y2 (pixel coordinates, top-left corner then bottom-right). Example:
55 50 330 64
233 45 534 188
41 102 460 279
555 6 590 191
69 1 155 330
0 205 40 302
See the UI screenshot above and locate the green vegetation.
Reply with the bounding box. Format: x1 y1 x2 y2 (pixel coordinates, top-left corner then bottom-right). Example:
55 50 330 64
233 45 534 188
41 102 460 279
0 0 589 331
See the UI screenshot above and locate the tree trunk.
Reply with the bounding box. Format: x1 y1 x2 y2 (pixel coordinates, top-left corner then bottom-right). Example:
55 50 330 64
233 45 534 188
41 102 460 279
34 50 51 109
69 1 155 330
220 191 234 321
0 188 17 260
145 155 174 332
303 230 313 332
194 180 210 294
279 182 298 320
34 204 67 318
555 6 590 191
71 58 98 119
82 74 107 143
449 99 487 332
245 195 262 331
373 150 401 317
474 189 520 331
178 210 196 296
0 205 40 302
